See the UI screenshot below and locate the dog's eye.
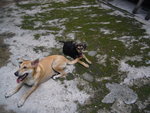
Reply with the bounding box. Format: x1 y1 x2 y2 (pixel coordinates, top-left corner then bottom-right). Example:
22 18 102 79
19 61 22 64
23 66 27 69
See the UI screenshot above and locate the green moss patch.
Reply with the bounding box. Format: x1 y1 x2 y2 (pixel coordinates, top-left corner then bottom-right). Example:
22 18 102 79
33 46 47 53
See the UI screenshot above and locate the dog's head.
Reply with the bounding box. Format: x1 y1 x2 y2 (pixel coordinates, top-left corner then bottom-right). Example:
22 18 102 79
14 59 39 83
75 43 87 54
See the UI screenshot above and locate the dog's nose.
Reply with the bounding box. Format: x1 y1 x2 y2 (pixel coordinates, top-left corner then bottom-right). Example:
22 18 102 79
14 71 19 76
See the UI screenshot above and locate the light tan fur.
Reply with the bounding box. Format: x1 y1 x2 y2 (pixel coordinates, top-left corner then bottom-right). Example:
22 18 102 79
77 54 92 68
5 55 81 107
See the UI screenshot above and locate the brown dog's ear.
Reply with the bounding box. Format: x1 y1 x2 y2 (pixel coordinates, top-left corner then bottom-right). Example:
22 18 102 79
31 59 39 67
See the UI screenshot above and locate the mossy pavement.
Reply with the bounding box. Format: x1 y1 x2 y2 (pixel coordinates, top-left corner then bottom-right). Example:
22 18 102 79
0 0 150 112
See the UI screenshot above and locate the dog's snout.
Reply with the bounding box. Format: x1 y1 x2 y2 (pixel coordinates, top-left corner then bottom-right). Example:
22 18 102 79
14 71 19 76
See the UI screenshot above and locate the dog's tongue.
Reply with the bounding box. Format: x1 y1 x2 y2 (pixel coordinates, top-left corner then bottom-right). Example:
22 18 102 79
16 76 25 83
16 74 28 83
17 77 21 83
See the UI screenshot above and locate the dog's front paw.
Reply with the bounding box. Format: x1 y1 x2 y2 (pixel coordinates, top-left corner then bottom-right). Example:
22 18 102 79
17 99 25 108
5 92 13 98
84 64 89 68
88 61 92 64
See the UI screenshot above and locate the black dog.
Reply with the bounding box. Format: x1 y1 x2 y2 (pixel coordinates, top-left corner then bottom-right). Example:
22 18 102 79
59 41 91 68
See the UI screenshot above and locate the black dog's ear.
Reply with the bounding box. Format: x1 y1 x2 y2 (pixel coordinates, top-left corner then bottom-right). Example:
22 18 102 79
79 42 87 49
74 42 78 47
83 43 87 49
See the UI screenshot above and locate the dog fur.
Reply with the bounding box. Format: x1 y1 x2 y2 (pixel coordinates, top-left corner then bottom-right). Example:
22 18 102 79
5 55 81 107
60 41 91 68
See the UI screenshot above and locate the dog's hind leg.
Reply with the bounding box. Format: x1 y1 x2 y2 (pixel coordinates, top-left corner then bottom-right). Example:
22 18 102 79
78 60 89 68
52 67 67 79
52 62 67 79
52 57 81 79
83 54 92 64
67 57 81 65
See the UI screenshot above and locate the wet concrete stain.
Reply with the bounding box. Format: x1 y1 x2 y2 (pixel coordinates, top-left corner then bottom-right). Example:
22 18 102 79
0 33 15 67
0 105 16 113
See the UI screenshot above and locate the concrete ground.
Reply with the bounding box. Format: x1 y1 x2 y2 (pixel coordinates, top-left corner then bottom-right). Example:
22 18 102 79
0 0 150 113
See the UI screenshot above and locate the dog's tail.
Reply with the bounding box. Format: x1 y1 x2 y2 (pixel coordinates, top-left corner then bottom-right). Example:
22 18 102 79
67 57 82 65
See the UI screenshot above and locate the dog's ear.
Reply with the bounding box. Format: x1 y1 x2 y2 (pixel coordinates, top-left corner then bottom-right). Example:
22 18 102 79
74 42 79 47
83 43 87 49
31 59 39 67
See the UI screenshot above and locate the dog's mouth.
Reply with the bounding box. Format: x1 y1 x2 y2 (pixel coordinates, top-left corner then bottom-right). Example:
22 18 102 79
17 73 28 83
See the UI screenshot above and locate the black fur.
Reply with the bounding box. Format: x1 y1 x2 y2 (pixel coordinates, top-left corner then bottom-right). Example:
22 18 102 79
59 41 84 59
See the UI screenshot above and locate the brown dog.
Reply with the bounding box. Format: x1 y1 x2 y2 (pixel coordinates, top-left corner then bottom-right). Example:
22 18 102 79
5 55 81 107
